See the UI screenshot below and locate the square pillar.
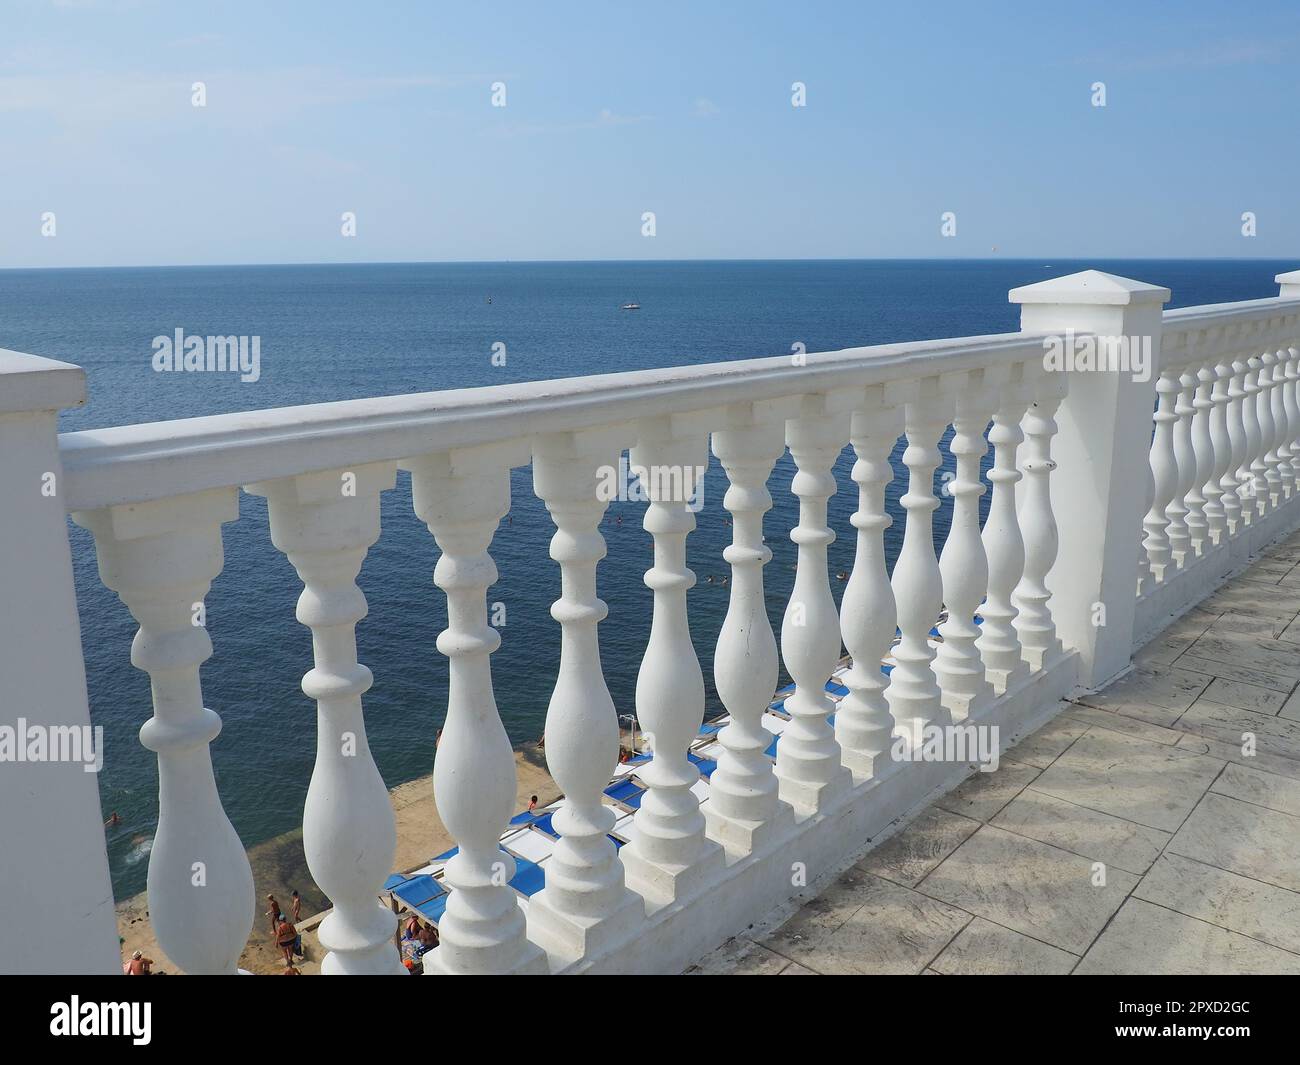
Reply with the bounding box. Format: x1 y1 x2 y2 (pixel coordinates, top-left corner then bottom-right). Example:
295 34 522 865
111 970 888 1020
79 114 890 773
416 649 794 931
1010 271 1170 689
0 351 120 973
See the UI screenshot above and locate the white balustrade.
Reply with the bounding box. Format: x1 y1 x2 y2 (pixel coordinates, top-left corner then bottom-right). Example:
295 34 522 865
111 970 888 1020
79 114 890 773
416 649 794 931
73 489 254 975
707 401 795 852
247 463 403 975
1167 369 1197 567
407 443 547 975
1145 368 1181 578
836 390 902 777
776 395 854 812
1012 369 1065 671
1267 348 1295 501
1186 365 1213 558
886 384 953 742
1279 343 1300 486
1281 344 1300 496
934 373 994 720
1243 352 1268 518
526 429 644 958
1216 353 1245 537
977 376 1029 691
1258 351 1283 508
621 414 723 906
1202 358 1231 546
1228 353 1255 527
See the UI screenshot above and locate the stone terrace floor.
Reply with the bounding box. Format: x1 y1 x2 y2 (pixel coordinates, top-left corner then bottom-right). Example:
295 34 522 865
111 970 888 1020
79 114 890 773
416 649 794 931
694 532 1300 976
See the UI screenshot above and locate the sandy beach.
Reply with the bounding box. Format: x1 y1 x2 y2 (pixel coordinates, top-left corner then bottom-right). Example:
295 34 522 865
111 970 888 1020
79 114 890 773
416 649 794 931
115 745 559 975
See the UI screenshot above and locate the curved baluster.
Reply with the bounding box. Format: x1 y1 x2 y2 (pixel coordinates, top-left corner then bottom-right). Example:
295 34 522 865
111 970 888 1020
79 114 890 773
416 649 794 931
1243 352 1267 518
73 489 253 975
1274 348 1294 501
1166 369 1196 567
1281 344 1300 491
1187 366 1214 558
1258 351 1283 508
1286 344 1300 484
1228 353 1254 527
837 396 902 777
1216 355 1244 537
408 444 547 975
777 398 853 813
1013 369 1065 670
1138 428 1157 597
886 389 952 745
706 401 793 852
1145 368 1181 577
1204 358 1232 546
621 414 723 906
248 464 403 975
977 382 1028 691
527 430 643 958
935 380 994 720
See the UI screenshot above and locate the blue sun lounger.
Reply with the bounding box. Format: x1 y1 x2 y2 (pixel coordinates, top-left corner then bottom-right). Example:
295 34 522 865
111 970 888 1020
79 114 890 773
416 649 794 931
531 812 559 838
687 751 718 779
604 777 645 808
509 857 547 897
391 874 447 911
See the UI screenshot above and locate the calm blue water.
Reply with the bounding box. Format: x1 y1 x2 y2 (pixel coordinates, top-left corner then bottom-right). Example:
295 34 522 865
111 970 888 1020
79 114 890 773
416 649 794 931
1 259 1289 899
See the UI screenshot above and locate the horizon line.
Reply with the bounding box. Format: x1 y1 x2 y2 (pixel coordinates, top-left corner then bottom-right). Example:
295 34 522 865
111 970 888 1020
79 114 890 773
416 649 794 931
1 255 1297 273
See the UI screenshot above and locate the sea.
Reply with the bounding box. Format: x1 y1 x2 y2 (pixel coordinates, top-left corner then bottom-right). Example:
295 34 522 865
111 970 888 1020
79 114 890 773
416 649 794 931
1 258 1290 899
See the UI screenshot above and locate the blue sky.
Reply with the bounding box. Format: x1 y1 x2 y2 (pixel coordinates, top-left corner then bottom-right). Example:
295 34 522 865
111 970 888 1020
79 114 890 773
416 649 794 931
2 0 1297 266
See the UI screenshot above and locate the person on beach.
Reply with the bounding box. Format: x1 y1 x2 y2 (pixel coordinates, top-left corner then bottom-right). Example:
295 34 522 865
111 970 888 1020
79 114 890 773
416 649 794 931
275 915 298 966
265 894 282 934
288 890 304 956
125 950 153 976
527 795 538 813
404 914 421 939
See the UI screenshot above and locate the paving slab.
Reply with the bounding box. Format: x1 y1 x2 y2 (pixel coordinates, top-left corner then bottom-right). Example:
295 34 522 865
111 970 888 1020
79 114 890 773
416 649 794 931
1168 792 1300 892
1076 898 1300 975
1002 714 1090 768
855 806 981 888
1198 677 1288 715
917 824 1138 954
1210 761 1300 817
764 873 970 975
1134 853 1300 955
934 760 1040 822
1028 728 1224 832
1175 702 1300 760
992 787 1171 874
929 916 1077 976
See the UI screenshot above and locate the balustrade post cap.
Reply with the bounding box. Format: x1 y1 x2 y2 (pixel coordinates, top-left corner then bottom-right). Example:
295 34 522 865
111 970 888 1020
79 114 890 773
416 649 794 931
0 349 86 414
1009 270 1171 307
1275 270 1300 293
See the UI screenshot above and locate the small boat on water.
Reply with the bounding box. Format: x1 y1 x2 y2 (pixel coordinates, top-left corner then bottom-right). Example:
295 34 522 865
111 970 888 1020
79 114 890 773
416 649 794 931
620 302 640 310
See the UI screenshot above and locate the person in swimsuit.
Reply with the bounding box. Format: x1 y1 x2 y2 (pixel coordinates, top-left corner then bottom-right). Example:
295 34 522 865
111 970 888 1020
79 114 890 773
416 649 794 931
265 894 282 935
275 916 298 966
125 950 152 976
